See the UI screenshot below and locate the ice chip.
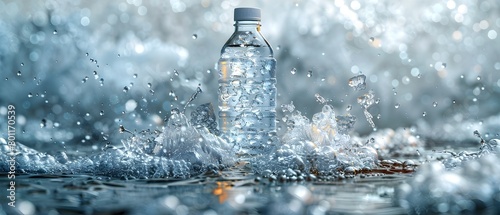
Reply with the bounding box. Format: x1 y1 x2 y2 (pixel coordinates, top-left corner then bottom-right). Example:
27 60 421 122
348 74 367 91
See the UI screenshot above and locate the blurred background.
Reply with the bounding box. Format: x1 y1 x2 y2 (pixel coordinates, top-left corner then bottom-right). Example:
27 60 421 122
0 0 499 152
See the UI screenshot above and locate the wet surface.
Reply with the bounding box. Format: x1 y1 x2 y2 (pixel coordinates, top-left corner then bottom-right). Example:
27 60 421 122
1 163 411 215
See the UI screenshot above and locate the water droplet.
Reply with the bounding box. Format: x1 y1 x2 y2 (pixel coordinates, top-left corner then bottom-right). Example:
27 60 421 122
375 98 380 104
117 54 121 57
174 70 179 76
40 119 47 128
93 71 99 79
432 101 438 107
123 86 129 93
441 62 447 68
133 73 138 78
119 125 126 133
192 34 198 39
460 74 464 79
149 89 155 95
53 30 57 34
17 71 21 76
395 103 400 109
369 37 375 42
452 100 456 104
307 70 312 77
20 62 24 67
422 111 427 117
346 105 352 111
100 110 104 116
28 93 33 98
86 52 89 56
377 114 381 119
147 83 152 88
206 69 211 74
477 76 481 81
290 68 297 75
99 78 104 86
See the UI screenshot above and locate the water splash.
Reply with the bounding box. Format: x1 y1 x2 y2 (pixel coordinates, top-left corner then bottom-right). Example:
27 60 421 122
251 104 378 177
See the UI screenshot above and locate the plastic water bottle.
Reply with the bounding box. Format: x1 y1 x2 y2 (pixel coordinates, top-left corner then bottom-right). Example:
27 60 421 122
217 7 276 156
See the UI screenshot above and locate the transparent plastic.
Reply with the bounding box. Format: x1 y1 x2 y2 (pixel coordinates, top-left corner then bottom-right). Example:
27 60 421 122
217 19 277 156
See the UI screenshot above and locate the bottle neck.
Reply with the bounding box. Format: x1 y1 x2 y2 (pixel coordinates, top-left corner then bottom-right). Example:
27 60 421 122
234 21 261 32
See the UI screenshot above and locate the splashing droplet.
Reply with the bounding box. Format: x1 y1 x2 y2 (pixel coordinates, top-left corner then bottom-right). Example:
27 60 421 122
99 78 104 86
346 105 352 111
174 70 179 76
441 62 447 68
192 34 198 39
28 93 33 98
290 68 297 75
369 37 375 42
123 86 129 93
395 103 400 109
432 102 438 107
17 71 21 76
477 76 481 81
86 52 89 56
422 112 427 117
82 76 89 83
100 110 104 116
307 70 312 77
40 119 47 128
147 83 152 88
53 30 57 35
133 73 138 78
20 62 24 67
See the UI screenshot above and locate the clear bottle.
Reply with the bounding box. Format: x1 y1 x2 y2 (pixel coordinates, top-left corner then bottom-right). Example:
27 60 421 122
217 7 276 156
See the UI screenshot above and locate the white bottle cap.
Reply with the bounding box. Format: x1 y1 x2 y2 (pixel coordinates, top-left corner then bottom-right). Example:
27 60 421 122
234 7 261 21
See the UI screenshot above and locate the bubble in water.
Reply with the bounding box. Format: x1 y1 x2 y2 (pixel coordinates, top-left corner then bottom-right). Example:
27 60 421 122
17 71 21 76
395 103 400 109
432 101 438 107
348 74 367 91
290 68 297 75
192 34 198 39
123 86 129 93
307 70 312 77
